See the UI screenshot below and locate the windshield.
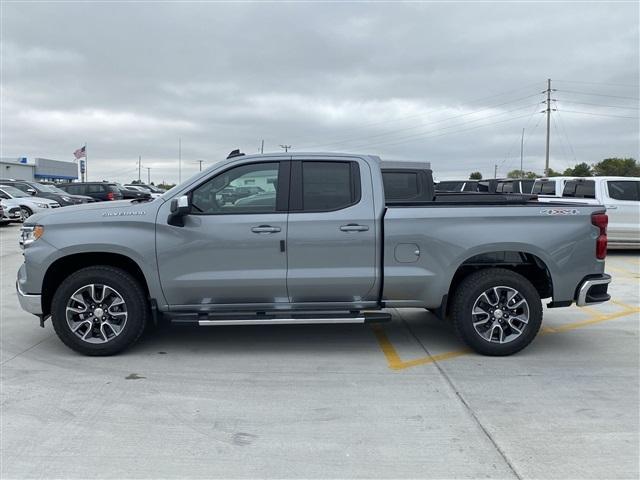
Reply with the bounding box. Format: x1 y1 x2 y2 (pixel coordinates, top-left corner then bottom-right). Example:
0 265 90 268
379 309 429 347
0 185 29 197
36 184 68 194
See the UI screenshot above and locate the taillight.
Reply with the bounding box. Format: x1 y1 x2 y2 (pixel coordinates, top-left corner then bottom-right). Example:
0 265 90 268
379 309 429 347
592 213 608 259
107 191 114 201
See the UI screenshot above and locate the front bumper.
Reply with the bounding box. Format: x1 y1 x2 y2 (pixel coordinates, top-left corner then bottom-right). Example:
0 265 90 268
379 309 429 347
575 274 611 307
16 281 42 315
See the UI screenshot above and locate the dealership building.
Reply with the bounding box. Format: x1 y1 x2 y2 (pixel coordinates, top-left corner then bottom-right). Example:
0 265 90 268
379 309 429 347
0 157 79 182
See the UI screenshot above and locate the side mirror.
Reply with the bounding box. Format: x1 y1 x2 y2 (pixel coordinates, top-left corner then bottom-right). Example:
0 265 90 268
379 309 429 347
168 195 190 226
27 188 36 195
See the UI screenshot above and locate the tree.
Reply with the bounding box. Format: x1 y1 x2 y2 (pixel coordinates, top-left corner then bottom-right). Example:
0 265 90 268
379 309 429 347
546 168 563 177
469 171 483 180
563 162 593 177
593 158 639 176
507 169 538 179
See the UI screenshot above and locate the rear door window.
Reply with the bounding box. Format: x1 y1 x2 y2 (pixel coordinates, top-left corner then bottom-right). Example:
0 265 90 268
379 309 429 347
65 185 81 194
533 182 556 195
300 161 359 211
563 180 595 199
520 180 534 193
607 181 640 201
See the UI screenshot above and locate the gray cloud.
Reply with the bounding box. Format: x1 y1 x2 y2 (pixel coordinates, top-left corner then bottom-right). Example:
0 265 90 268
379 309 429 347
1 1 638 184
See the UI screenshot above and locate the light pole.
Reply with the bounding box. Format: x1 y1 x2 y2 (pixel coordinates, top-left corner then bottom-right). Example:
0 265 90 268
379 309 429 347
520 128 525 178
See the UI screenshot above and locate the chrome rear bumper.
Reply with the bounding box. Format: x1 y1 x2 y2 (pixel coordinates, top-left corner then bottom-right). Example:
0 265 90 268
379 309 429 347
576 274 611 307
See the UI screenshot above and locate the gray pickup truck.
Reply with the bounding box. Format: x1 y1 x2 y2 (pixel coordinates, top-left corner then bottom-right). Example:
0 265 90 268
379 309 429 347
17 152 611 356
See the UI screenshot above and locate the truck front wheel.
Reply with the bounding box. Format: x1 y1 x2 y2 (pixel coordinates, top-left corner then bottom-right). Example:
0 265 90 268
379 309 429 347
51 266 148 356
450 268 542 356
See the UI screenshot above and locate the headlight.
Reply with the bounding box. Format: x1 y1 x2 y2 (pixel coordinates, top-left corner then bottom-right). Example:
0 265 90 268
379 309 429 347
35 203 48 208
19 225 44 249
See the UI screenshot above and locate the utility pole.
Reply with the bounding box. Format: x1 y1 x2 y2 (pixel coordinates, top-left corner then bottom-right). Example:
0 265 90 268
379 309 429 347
544 78 552 176
260 139 264 154
279 144 291 152
520 128 525 178
195 160 204 171
178 138 182 183
138 156 142 182
494 164 498 179
146 167 151 184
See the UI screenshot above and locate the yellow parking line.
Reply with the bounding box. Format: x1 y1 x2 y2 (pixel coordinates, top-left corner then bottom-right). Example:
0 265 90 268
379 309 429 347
372 326 469 370
611 300 639 310
606 265 639 278
547 307 640 333
373 306 640 371
577 305 602 316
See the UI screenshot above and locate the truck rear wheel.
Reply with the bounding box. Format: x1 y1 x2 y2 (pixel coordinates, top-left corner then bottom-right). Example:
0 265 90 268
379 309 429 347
51 266 148 356
450 268 542 356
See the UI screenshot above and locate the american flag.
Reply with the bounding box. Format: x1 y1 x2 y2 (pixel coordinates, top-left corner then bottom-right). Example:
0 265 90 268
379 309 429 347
73 145 86 159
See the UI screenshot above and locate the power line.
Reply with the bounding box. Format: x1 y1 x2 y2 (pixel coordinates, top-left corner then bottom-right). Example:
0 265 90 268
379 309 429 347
555 109 577 164
327 103 541 151
301 93 543 150
293 81 544 146
554 99 640 110
500 103 543 168
551 113 571 167
555 109 639 120
554 79 639 89
556 89 640 101
342 111 537 151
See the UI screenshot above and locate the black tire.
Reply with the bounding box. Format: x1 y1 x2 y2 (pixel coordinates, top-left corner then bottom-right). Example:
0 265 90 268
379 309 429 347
51 266 148 356
20 206 32 220
451 268 542 356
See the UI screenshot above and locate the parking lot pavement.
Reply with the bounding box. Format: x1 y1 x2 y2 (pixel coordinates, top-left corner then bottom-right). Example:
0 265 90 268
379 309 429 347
1 221 638 479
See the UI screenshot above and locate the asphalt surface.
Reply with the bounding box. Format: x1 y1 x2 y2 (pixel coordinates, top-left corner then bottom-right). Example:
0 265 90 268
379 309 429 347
1 221 638 479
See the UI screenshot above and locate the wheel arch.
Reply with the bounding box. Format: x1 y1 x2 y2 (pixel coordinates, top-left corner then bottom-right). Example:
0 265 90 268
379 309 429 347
440 250 553 319
41 252 150 317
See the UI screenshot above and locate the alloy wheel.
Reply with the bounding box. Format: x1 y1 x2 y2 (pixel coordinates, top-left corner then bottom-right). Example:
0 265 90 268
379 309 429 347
65 284 128 344
471 286 530 344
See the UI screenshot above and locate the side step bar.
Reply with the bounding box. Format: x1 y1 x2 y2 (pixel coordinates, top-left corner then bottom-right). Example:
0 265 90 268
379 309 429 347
170 311 391 326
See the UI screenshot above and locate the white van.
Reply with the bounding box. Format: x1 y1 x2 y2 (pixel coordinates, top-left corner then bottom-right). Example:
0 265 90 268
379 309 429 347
535 177 640 249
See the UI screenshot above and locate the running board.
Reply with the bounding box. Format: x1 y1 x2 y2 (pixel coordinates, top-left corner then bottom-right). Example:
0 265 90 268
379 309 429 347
169 311 391 326
198 317 364 326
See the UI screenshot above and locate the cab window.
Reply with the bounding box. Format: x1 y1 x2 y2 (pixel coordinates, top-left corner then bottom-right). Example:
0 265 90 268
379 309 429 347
191 162 281 214
607 181 639 201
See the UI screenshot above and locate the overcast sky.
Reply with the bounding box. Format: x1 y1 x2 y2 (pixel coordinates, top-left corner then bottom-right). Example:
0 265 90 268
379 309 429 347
1 1 638 184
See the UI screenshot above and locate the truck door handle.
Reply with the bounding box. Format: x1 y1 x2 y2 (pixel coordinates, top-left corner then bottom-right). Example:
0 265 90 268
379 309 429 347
340 224 369 232
251 225 281 234
605 205 618 210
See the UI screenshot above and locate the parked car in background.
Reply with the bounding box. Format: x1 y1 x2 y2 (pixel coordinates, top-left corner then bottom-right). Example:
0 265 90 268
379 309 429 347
0 185 61 220
436 180 479 192
496 179 535 194
1 181 94 206
131 183 166 195
536 176 640 249
531 177 577 197
0 202 22 223
124 184 162 199
116 184 152 200
58 182 124 202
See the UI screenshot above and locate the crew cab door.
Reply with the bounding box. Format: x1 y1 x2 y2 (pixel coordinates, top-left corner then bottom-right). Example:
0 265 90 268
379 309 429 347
285 159 378 304
604 179 640 243
156 160 290 307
